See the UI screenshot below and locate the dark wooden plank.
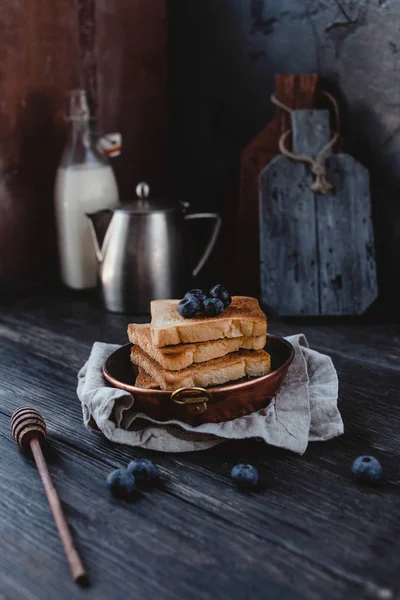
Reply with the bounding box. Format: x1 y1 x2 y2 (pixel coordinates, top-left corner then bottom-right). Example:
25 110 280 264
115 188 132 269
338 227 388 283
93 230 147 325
76 0 97 112
1 352 399 600
0 0 80 290
0 311 398 461
0 0 168 294
235 74 319 297
319 155 378 314
1 290 399 372
96 0 168 197
260 110 331 316
259 157 320 315
0 295 399 599
292 109 331 159
168 1 400 316
0 355 399 600
260 109 378 316
0 289 399 373
0 410 309 600
275 75 319 147
272 319 400 374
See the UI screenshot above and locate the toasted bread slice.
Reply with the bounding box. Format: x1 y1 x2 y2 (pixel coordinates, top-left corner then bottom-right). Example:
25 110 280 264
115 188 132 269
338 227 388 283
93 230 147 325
150 296 267 347
127 323 266 370
130 346 271 390
136 367 160 389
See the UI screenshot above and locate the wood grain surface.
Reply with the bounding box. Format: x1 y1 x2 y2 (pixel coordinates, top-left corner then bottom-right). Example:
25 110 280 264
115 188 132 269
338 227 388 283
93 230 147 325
259 110 331 316
260 110 377 316
235 74 319 297
169 1 400 315
319 155 378 314
0 0 168 290
260 157 320 316
96 0 168 198
0 0 80 288
0 291 399 600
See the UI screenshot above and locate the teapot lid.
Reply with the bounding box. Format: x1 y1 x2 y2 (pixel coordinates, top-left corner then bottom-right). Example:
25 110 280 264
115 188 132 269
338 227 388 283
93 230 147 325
117 182 177 214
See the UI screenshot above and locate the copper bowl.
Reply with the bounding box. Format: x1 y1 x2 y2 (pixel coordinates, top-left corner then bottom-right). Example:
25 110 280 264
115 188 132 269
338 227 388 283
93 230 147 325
103 334 295 425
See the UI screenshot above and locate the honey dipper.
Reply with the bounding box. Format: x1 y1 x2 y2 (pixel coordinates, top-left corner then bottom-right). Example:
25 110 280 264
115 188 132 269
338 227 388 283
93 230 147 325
11 407 87 584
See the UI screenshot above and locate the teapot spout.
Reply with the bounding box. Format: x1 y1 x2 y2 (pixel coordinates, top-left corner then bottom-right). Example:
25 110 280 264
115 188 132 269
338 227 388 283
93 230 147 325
86 209 113 262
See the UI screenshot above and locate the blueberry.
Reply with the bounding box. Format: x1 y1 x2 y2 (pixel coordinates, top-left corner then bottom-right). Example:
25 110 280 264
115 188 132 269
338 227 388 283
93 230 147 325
351 456 382 484
186 289 208 304
202 297 224 317
106 468 136 498
127 458 159 483
178 293 201 318
209 284 232 308
231 464 259 488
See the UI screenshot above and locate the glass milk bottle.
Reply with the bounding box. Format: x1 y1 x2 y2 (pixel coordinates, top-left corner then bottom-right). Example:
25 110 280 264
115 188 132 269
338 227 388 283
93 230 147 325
54 89 120 289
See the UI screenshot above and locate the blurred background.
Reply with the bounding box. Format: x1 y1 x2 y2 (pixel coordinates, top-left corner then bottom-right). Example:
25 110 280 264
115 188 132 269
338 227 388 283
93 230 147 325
0 0 399 317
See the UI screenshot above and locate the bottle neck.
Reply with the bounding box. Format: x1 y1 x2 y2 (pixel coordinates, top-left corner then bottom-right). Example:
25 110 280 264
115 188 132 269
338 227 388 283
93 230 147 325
61 118 107 168
69 118 91 143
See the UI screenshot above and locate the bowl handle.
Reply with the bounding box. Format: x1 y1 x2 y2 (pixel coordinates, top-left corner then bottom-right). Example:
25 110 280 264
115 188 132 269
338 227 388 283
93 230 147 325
170 387 212 415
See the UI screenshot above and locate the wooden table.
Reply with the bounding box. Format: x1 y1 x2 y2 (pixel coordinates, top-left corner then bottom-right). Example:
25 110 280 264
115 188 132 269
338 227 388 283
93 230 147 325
0 291 399 600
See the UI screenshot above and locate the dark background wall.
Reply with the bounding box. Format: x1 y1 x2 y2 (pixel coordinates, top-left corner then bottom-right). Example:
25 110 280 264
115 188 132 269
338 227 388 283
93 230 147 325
0 0 167 291
169 0 400 314
1 0 398 314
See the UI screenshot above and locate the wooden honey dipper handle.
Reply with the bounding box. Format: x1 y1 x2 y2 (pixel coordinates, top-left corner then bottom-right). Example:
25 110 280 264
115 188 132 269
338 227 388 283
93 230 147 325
30 438 86 583
11 408 87 585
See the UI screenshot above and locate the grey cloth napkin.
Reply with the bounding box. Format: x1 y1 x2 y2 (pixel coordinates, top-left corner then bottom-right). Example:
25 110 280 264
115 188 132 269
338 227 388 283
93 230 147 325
77 334 343 454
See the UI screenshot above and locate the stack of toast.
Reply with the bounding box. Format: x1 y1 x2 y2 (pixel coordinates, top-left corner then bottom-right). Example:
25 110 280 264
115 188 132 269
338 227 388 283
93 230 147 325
127 296 271 390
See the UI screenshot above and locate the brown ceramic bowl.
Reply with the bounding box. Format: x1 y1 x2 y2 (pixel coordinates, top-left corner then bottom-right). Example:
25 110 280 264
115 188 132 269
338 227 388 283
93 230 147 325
103 334 294 425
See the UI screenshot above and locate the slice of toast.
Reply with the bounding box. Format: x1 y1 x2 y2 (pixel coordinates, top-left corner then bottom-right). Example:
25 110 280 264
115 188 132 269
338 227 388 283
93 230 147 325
127 323 266 371
136 367 160 389
131 346 271 390
150 296 267 347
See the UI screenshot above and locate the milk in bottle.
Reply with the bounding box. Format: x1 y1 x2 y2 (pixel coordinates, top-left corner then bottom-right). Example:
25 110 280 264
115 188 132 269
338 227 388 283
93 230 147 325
54 90 120 289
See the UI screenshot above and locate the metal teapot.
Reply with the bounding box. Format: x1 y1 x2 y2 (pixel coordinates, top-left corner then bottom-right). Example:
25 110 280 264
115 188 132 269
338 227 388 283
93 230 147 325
87 183 221 313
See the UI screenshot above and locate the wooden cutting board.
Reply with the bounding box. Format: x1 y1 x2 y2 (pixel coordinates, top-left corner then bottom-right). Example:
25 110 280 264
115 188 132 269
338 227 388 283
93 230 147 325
235 74 319 297
259 109 378 316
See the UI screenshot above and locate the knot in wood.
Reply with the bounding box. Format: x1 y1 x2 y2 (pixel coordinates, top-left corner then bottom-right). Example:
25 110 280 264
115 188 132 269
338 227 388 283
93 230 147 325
11 407 47 451
311 163 332 195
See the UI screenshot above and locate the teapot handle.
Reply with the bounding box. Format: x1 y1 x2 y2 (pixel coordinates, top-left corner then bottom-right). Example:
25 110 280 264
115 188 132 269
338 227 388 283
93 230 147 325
184 213 222 277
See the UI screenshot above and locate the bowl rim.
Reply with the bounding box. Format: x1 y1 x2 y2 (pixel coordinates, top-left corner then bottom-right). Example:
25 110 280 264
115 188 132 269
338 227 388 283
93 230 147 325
103 334 295 396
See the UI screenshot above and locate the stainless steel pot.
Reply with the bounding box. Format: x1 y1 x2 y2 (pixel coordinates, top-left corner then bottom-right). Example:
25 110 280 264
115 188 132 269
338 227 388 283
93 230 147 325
87 183 221 313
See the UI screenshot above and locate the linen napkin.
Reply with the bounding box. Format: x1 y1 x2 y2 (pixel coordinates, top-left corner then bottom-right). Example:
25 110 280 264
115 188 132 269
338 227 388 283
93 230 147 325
77 334 343 454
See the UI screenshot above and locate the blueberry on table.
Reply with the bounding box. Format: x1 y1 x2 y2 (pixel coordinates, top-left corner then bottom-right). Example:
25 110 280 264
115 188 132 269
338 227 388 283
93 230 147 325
178 294 201 318
106 468 136 498
209 284 232 308
186 289 208 304
202 297 224 317
231 464 259 488
351 456 382 484
127 458 159 483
